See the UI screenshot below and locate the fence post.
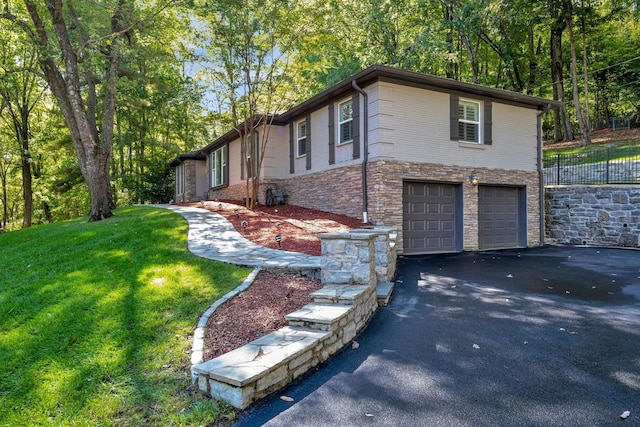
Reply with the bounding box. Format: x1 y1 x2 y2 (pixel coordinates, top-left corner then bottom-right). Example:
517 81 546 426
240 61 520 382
556 153 561 185
606 147 610 184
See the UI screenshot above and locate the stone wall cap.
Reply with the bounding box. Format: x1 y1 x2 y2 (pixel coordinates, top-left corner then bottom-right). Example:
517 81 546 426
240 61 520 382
350 226 398 234
318 232 375 240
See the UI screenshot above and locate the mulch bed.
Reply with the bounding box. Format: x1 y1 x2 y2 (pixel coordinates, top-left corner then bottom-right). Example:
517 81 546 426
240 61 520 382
186 200 364 256
203 271 323 360
178 201 364 361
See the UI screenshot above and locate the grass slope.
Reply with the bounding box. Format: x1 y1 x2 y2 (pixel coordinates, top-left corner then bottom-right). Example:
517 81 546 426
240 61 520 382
0 206 251 426
543 140 640 164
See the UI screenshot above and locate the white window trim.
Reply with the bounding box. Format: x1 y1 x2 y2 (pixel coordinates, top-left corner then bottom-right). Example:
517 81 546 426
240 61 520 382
296 119 307 157
459 98 483 144
337 98 353 146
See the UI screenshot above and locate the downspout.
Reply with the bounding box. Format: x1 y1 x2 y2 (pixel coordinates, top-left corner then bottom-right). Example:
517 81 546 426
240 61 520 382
352 80 369 223
537 104 552 246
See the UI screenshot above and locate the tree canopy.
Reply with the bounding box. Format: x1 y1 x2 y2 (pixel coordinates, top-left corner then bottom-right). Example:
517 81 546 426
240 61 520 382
1 0 639 229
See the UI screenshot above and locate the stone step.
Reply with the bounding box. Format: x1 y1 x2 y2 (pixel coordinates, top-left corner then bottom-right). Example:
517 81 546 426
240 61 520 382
377 282 395 306
310 285 370 305
285 303 352 331
193 326 330 409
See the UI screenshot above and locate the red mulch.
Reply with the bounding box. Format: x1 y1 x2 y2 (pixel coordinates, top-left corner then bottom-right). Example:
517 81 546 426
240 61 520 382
177 201 364 361
184 200 364 255
203 271 323 360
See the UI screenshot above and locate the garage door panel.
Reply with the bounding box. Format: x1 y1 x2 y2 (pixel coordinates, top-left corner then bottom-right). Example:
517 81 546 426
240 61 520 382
412 204 426 214
403 182 458 254
411 221 425 231
478 186 521 250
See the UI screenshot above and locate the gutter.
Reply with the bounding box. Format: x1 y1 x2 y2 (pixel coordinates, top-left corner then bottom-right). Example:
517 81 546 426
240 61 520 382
537 104 553 246
352 80 369 223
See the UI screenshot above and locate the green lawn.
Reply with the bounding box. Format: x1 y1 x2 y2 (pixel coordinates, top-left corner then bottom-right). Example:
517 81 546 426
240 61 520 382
0 206 251 426
543 140 640 167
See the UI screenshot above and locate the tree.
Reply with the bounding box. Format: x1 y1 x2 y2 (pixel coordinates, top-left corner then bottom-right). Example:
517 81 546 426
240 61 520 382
198 0 318 209
0 40 45 227
2 0 178 221
1 0 133 220
549 0 575 141
0 139 15 229
564 0 591 145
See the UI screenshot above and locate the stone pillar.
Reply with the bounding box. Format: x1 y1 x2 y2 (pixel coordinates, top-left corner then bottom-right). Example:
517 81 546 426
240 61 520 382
318 232 376 287
350 226 397 284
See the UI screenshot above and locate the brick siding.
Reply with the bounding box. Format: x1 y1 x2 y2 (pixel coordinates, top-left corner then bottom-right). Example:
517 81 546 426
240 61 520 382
208 160 541 253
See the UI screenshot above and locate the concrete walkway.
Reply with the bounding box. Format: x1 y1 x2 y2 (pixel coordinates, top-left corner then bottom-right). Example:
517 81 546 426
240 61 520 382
149 204 321 270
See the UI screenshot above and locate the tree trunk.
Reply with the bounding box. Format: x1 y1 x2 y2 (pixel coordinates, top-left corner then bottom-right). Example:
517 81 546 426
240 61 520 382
581 12 591 133
566 14 591 146
21 0 129 221
0 162 8 228
460 32 479 84
444 2 456 79
527 31 542 95
20 103 32 228
21 157 32 227
550 13 574 142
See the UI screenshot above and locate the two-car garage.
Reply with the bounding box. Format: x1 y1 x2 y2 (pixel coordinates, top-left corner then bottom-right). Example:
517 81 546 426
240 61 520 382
402 181 526 255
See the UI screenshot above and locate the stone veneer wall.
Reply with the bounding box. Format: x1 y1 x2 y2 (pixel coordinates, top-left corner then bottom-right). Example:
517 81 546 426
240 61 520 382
208 160 541 252
271 165 364 219
176 159 201 202
207 183 251 203
207 165 363 218
366 160 542 251
545 185 640 247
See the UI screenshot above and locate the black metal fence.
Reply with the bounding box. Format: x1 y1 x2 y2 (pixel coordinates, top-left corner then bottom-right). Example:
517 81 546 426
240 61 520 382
543 145 640 185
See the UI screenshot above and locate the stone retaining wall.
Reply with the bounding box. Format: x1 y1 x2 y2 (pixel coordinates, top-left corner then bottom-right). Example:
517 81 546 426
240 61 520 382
193 227 397 409
545 185 640 247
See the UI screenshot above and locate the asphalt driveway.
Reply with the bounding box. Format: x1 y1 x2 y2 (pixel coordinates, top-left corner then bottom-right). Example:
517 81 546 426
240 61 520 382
233 246 640 427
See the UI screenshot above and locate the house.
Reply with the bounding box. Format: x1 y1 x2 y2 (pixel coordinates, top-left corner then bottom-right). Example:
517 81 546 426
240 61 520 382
170 65 559 254
169 150 208 202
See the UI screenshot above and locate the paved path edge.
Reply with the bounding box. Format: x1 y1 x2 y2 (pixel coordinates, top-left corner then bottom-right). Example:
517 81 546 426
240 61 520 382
190 267 261 381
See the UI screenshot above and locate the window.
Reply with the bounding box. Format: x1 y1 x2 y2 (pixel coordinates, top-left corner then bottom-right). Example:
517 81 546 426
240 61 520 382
297 120 307 157
176 163 185 194
458 99 480 143
338 99 353 145
211 146 226 188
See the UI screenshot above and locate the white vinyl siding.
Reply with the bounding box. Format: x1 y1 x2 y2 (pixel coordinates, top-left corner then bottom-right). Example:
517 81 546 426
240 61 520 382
369 82 538 171
338 99 353 145
458 99 481 143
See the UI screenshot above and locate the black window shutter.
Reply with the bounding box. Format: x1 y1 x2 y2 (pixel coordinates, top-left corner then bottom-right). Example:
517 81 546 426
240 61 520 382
240 136 246 180
328 104 335 165
306 113 312 170
352 91 360 159
289 122 294 174
450 94 459 141
224 144 229 185
484 101 493 145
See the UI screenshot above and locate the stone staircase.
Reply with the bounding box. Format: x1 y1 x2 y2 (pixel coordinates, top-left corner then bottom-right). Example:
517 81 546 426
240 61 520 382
192 227 397 409
193 282 390 409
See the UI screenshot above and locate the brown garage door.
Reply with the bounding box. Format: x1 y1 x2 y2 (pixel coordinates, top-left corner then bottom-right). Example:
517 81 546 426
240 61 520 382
478 186 521 249
403 182 457 254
